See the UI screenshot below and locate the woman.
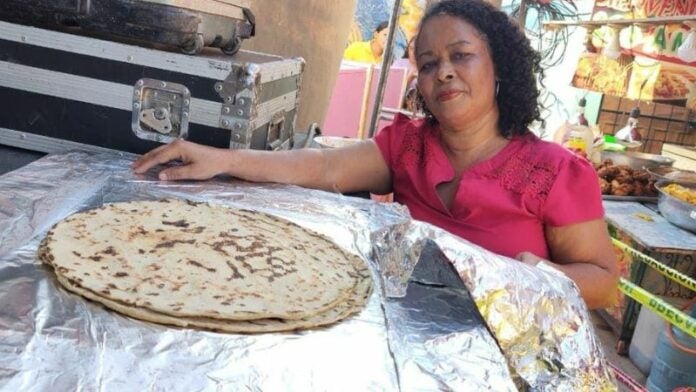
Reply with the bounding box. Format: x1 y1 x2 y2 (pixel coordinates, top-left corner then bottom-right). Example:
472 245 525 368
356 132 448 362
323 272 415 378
133 0 618 309
396 36 418 112
343 21 389 64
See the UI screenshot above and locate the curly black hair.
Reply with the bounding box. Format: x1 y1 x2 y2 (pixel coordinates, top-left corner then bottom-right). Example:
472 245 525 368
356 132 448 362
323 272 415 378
415 0 543 138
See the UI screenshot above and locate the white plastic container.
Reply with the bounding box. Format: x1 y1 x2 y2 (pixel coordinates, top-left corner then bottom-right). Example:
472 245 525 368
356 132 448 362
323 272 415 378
629 304 664 375
629 297 690 375
566 124 594 159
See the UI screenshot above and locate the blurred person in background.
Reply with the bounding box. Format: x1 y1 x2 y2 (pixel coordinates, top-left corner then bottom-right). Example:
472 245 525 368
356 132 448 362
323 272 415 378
343 21 389 64
394 36 419 112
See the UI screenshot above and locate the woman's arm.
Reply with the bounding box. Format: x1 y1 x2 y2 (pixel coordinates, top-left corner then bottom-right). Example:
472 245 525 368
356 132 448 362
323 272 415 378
517 219 619 310
132 139 392 195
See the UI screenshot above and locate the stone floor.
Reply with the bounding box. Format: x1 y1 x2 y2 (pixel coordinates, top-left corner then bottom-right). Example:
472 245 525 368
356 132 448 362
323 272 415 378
591 311 647 391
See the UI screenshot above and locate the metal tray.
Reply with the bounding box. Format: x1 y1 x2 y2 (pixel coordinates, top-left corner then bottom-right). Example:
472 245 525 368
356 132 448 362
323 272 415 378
602 194 658 203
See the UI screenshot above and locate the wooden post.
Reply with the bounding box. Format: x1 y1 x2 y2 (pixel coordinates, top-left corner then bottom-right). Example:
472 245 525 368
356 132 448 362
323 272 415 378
517 0 528 27
367 0 404 138
243 0 358 131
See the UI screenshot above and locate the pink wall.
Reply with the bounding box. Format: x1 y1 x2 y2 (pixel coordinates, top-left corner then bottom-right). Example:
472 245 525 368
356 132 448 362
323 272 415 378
323 63 369 138
323 62 408 138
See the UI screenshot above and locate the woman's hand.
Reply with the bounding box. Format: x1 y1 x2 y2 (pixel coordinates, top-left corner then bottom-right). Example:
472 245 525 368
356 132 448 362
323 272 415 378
517 242 619 310
515 251 545 267
132 140 232 181
543 219 619 309
132 139 392 195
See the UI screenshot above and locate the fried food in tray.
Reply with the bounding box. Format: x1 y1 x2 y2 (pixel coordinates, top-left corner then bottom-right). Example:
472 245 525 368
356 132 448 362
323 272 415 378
595 159 657 197
661 183 696 205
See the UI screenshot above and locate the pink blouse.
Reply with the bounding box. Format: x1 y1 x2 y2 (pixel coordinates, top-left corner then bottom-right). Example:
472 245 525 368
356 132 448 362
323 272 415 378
374 114 604 259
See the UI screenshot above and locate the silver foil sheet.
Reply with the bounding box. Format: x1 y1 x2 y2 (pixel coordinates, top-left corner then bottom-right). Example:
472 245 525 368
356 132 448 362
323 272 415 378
0 151 614 391
407 223 618 391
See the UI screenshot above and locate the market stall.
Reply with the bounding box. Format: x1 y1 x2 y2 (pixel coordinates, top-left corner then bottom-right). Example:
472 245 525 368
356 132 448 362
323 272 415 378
543 0 696 387
0 1 668 390
0 151 616 390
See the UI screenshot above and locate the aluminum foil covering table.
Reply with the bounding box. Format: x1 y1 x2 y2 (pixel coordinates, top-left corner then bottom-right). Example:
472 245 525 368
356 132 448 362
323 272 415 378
0 152 615 391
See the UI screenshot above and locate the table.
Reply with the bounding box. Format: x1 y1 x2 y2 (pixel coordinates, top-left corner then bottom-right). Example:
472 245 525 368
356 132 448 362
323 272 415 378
0 152 521 391
0 151 619 390
0 144 44 175
603 200 696 352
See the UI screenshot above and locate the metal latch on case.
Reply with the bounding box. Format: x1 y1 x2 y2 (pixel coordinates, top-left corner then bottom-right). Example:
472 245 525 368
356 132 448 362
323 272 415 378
266 111 286 150
132 78 191 144
140 107 174 134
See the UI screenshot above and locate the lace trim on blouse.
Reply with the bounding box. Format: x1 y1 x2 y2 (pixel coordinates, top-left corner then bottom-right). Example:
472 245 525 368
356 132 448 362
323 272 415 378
484 140 557 202
395 123 436 169
395 122 557 203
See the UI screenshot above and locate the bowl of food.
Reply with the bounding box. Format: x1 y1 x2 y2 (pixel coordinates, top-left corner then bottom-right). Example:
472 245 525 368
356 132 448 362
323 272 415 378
647 167 696 184
656 180 696 233
313 136 362 149
600 151 675 171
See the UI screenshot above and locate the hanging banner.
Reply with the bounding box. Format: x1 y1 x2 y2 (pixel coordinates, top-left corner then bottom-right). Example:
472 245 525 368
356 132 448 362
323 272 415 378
573 52 633 97
572 0 696 109
347 0 425 57
628 57 696 109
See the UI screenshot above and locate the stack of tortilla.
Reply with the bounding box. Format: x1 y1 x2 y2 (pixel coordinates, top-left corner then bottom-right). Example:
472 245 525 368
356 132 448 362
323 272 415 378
38 199 372 333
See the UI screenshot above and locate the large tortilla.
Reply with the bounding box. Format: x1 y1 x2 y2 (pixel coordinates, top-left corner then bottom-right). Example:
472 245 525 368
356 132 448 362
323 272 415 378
53 268 372 333
39 200 370 324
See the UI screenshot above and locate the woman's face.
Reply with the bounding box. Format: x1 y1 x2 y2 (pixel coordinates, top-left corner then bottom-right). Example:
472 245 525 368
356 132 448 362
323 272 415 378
415 15 497 129
373 28 388 53
407 38 416 65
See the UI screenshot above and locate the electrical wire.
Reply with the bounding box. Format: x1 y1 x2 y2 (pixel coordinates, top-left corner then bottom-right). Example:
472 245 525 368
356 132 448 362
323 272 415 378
508 0 581 124
509 0 580 68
